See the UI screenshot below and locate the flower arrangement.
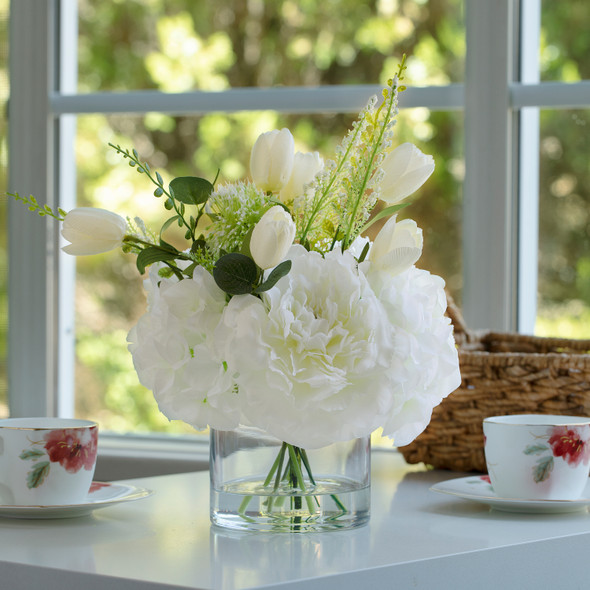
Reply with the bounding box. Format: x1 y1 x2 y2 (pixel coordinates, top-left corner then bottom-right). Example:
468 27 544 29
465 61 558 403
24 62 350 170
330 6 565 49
10 59 460 509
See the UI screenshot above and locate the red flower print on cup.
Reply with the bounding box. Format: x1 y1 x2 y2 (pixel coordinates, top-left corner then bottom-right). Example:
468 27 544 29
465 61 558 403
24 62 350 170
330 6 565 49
548 426 590 467
44 427 98 473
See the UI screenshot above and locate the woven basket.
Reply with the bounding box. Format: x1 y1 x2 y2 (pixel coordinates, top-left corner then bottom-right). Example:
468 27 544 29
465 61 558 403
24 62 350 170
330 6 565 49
399 297 590 472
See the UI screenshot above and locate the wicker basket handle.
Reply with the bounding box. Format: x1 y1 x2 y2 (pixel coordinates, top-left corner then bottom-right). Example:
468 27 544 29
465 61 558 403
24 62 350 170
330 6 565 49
445 291 475 347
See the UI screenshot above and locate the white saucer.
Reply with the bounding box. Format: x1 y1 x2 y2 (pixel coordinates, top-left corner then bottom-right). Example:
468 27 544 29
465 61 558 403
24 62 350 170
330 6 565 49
0 482 153 519
430 476 590 514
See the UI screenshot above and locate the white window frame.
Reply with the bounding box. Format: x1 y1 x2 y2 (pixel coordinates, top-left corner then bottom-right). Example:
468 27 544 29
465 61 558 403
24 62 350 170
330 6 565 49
7 0 590 456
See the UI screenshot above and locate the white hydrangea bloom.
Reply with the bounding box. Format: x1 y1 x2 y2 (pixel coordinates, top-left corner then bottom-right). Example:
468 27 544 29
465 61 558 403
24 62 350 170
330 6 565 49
128 266 240 431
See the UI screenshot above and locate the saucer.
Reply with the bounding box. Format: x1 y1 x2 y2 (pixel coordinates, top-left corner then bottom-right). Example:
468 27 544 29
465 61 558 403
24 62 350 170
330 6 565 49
430 476 590 514
0 482 153 519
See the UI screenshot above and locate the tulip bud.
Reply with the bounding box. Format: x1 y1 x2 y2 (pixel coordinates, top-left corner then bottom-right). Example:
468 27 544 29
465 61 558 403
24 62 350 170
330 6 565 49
279 151 323 202
369 215 423 276
250 128 295 192
250 206 296 270
61 207 127 255
379 143 435 205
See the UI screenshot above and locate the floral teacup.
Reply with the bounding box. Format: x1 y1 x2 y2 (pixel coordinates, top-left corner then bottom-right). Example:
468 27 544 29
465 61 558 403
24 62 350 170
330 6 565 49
0 418 98 506
483 414 590 501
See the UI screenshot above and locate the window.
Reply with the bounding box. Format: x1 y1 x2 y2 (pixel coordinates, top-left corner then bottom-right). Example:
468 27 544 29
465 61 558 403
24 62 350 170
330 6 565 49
6 1 590 441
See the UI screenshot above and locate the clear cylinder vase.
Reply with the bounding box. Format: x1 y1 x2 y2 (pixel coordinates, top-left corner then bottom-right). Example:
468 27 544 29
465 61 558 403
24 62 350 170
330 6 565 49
209 426 370 532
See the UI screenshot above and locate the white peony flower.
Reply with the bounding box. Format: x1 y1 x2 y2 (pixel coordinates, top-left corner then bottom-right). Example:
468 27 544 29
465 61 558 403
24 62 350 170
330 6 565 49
363 265 461 446
128 266 240 431
279 151 323 202
249 206 296 269
369 215 423 276
216 245 396 448
61 207 127 255
250 128 295 192
379 143 435 205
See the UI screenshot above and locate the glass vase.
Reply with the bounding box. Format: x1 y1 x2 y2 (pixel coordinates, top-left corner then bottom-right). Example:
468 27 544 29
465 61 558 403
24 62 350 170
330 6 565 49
210 426 370 532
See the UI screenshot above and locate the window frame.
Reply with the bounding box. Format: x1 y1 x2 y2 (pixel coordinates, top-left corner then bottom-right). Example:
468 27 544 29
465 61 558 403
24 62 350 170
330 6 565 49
7 0 590 451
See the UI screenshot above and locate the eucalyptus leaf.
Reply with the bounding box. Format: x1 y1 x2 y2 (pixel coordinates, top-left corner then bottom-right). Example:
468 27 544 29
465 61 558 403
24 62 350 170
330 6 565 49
169 176 214 206
213 253 258 295
254 260 292 294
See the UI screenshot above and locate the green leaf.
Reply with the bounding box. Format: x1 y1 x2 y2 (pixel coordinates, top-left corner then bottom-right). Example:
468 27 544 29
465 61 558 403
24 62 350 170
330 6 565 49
524 444 549 456
213 253 258 295
136 246 179 275
27 461 50 489
358 202 409 235
19 448 45 461
169 176 214 206
191 238 207 255
254 260 292 294
533 455 554 483
156 171 164 186
239 227 255 258
153 187 164 197
357 241 370 263
160 215 180 235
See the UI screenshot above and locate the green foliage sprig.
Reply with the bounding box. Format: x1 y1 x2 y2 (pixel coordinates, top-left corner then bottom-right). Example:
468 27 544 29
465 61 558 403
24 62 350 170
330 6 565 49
7 192 66 220
110 144 290 297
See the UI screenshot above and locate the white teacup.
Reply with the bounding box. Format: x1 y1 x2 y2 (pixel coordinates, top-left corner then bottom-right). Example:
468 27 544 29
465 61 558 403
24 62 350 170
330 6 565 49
483 414 590 500
0 418 98 506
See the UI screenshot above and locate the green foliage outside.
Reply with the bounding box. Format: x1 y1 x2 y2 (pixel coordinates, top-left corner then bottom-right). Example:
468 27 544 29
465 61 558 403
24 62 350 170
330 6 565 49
0 0 588 431
74 0 465 433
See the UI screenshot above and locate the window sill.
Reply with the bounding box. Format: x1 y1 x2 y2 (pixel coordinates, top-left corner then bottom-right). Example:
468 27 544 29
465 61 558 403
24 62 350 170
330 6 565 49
95 433 209 481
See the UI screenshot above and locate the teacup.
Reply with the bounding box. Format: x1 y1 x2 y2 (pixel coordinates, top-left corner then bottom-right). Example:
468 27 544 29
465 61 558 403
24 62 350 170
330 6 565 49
0 418 98 506
483 414 590 500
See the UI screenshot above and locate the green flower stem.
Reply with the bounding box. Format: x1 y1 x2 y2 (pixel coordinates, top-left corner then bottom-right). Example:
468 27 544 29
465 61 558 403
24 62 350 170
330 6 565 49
287 444 316 514
300 449 345 511
239 442 287 516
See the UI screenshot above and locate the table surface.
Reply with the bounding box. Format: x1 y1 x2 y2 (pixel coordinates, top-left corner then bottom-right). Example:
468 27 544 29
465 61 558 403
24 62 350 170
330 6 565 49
1 451 590 590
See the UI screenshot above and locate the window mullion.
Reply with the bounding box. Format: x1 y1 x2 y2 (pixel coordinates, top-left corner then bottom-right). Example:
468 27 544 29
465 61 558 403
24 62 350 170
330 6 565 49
517 0 541 334
463 0 519 330
56 0 78 417
8 0 60 416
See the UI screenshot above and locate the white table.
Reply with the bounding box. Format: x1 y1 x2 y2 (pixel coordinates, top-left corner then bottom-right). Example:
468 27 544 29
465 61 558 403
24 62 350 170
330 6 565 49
1 451 590 590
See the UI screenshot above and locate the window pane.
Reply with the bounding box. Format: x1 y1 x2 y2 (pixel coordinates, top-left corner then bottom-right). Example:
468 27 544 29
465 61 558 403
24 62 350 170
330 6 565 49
541 0 590 82
77 0 465 92
0 0 8 418
536 109 590 338
74 106 462 433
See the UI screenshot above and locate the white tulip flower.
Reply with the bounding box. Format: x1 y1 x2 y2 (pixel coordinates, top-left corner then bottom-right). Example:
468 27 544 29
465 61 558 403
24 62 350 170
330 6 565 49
379 143 435 205
369 215 423 276
279 151 323 202
250 206 296 270
250 128 295 192
61 207 127 255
